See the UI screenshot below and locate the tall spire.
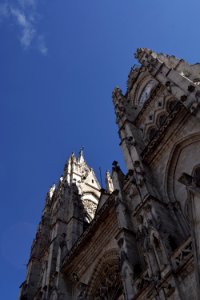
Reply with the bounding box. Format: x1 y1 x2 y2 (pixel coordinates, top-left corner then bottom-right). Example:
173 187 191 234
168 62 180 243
78 146 85 163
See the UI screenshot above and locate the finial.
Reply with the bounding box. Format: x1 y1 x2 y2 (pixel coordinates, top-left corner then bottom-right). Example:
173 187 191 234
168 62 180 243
79 146 84 156
127 65 141 92
105 170 114 193
64 152 76 175
112 160 121 173
48 183 56 199
112 87 124 104
112 160 118 166
69 152 76 163
78 146 84 162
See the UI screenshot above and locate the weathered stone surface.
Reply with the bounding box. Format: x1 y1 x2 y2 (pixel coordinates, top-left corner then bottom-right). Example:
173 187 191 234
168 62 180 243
19 50 200 300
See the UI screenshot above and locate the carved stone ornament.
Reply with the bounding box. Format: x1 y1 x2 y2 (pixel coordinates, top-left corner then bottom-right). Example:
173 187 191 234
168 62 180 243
134 161 145 186
77 283 88 300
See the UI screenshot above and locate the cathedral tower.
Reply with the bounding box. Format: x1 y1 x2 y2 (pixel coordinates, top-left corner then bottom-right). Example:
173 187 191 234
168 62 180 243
19 151 101 300
20 49 200 300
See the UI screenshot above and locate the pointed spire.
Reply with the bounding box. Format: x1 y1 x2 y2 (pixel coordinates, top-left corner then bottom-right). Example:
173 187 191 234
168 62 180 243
44 183 56 211
105 170 114 194
112 87 124 105
112 161 125 192
64 152 75 173
49 183 56 199
78 147 85 163
70 152 76 162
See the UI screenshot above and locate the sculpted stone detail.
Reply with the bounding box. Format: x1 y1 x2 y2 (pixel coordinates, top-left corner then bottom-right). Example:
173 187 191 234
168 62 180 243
20 49 200 300
171 238 192 270
141 99 184 158
112 88 127 123
127 65 141 92
92 271 122 300
87 250 123 300
165 133 200 213
134 161 145 187
105 171 114 193
82 199 97 219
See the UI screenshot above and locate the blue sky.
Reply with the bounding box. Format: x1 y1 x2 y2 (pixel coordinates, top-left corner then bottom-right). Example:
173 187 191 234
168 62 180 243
1 0 200 298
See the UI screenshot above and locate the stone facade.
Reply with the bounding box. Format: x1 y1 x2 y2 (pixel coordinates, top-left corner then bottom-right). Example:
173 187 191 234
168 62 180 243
19 49 200 300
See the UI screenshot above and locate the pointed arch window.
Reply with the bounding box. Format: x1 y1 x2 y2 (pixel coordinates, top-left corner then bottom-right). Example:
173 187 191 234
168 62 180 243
87 251 124 300
138 80 157 105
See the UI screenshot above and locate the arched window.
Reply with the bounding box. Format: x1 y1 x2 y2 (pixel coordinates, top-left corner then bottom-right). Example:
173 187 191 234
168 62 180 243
88 251 124 300
138 80 157 105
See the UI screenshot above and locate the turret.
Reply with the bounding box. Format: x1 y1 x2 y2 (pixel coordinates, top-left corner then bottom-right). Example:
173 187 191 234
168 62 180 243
19 151 101 300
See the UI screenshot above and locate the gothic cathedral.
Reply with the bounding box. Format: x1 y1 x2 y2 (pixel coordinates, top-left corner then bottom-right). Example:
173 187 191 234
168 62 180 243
19 49 200 300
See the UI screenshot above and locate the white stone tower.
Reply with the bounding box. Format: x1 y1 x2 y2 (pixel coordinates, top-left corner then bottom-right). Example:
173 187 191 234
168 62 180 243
19 151 101 300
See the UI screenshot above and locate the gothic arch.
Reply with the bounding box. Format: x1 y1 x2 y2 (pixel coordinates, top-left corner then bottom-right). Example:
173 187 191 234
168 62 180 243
82 191 99 203
130 74 157 107
81 192 99 220
165 133 200 210
130 74 149 106
149 229 168 267
156 112 168 128
87 248 123 300
146 126 158 143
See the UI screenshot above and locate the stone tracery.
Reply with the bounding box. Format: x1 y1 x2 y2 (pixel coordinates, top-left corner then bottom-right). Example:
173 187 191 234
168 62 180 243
87 250 123 300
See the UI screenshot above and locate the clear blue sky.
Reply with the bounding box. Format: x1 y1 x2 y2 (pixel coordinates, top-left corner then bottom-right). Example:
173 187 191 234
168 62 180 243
0 0 200 298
